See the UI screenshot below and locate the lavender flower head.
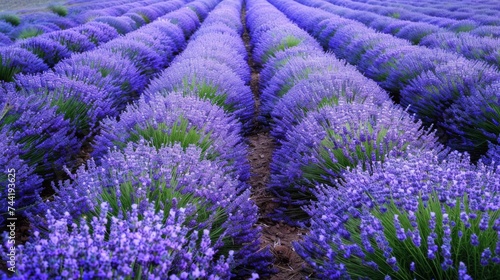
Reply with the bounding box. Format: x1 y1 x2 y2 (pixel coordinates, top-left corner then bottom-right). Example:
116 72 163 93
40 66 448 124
296 150 500 279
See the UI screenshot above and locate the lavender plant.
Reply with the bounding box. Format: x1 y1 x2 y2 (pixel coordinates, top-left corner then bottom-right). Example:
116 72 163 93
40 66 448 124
0 47 48 82
270 71 389 140
46 30 96 53
144 59 254 132
17 36 71 67
54 48 146 111
93 93 250 181
296 151 500 279
101 38 165 77
0 86 79 177
14 72 116 137
73 21 119 46
269 102 439 222
41 141 271 277
442 81 500 155
400 58 500 127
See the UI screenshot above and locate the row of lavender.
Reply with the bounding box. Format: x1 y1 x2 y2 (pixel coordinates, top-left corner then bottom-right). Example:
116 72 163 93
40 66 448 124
324 0 500 37
247 0 500 278
269 0 500 165
0 1 137 45
0 0 163 45
0 0 188 78
296 0 500 71
0 0 199 230
350 0 500 27
2 0 274 277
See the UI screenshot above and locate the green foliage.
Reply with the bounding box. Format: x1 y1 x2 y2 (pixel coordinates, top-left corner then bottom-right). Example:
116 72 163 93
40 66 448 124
17 27 44 39
0 55 21 82
48 5 68 17
180 77 234 112
264 35 303 63
126 118 217 160
0 13 20 26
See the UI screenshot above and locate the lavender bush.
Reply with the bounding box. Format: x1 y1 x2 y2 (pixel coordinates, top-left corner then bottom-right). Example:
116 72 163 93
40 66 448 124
0 47 48 82
0 85 79 177
54 48 146 111
270 71 389 140
269 102 439 222
39 141 271 277
16 36 71 67
93 93 250 181
14 72 116 137
296 151 500 279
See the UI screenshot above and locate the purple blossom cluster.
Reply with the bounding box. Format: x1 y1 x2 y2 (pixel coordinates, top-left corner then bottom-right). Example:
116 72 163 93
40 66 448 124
269 102 439 222
35 139 270 277
7 201 234 279
296 150 500 279
0 84 80 177
93 93 251 181
268 0 500 162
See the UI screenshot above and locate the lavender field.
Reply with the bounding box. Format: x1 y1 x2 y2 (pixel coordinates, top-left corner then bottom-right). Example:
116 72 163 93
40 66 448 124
0 0 499 279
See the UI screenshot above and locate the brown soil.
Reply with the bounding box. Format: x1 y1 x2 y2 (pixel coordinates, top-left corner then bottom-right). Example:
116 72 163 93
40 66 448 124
242 5 311 279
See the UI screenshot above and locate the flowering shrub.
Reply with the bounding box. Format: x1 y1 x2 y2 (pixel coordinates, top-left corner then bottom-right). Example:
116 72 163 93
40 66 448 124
400 58 500 129
54 48 146 111
260 53 344 118
270 71 389 140
269 102 439 222
442 81 500 155
296 151 500 279
7 202 235 279
40 141 271 277
93 16 137 34
144 58 254 132
46 30 96 53
14 72 116 137
73 21 119 46
17 36 71 67
0 86 79 177
0 47 48 82
93 93 250 181
101 38 165 77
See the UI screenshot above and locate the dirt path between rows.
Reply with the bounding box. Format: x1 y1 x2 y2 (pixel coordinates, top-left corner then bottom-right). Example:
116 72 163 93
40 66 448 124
240 4 311 279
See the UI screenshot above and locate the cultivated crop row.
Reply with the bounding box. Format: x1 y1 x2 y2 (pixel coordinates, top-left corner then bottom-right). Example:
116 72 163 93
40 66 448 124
269 0 500 164
295 0 500 70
